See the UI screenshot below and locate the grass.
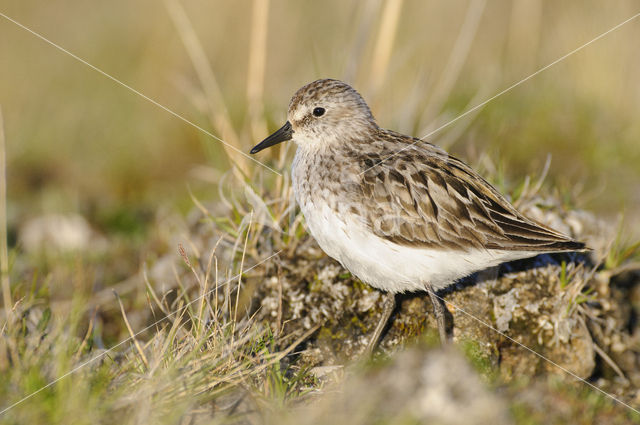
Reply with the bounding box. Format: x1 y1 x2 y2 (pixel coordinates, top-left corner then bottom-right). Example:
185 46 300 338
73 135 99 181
2 1 640 424
0 227 311 423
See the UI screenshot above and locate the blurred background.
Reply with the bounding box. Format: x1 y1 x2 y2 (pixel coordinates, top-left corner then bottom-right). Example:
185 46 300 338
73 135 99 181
2 0 640 283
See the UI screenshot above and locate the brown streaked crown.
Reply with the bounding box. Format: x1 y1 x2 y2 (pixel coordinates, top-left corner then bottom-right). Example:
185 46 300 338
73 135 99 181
287 79 378 145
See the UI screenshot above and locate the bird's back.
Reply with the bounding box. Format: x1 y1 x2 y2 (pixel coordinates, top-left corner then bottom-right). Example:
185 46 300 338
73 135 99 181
338 128 585 254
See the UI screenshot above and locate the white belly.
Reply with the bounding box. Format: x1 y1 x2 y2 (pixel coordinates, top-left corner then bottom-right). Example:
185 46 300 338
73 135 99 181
298 200 538 293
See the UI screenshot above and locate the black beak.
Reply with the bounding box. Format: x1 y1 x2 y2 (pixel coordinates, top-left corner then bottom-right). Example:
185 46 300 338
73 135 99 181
250 121 293 154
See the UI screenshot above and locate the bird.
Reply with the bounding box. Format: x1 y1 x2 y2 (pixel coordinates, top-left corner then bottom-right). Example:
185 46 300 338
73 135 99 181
250 78 586 352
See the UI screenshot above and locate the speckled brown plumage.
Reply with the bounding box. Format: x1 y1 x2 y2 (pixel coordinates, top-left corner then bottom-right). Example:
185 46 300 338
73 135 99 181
341 130 584 252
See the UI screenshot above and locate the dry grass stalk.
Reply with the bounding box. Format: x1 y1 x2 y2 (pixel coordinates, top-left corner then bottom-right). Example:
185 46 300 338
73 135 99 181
369 0 403 93
232 213 253 346
247 0 270 141
344 2 380 83
116 291 150 369
507 0 543 74
0 107 11 320
421 0 486 124
164 0 249 178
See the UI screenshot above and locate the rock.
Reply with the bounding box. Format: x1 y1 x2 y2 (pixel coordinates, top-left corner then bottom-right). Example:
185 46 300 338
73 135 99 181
20 213 97 253
253 240 596 382
447 257 596 381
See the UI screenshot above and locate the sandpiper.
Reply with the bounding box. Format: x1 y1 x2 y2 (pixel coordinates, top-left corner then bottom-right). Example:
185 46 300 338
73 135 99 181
251 79 585 351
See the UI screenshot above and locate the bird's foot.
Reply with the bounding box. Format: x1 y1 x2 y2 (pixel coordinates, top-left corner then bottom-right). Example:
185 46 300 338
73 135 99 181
427 283 450 345
365 292 396 355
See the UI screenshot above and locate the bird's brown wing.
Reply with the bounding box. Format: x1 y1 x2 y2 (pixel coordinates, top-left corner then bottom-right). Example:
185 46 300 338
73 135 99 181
345 132 584 252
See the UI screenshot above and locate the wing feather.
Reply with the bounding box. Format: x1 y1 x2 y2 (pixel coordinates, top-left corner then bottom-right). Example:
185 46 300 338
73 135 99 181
344 130 585 252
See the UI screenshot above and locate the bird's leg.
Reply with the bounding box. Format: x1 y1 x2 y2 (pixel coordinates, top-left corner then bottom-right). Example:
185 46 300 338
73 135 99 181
365 292 396 355
426 283 448 344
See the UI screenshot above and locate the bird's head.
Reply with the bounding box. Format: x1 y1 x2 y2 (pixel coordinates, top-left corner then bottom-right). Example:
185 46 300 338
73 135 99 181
251 79 378 154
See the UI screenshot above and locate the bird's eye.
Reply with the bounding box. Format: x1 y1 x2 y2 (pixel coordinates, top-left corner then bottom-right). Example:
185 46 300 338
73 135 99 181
313 107 325 117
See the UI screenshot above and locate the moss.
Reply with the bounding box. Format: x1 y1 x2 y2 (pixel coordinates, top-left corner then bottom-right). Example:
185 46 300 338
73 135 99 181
459 337 497 379
305 278 317 292
350 315 369 334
